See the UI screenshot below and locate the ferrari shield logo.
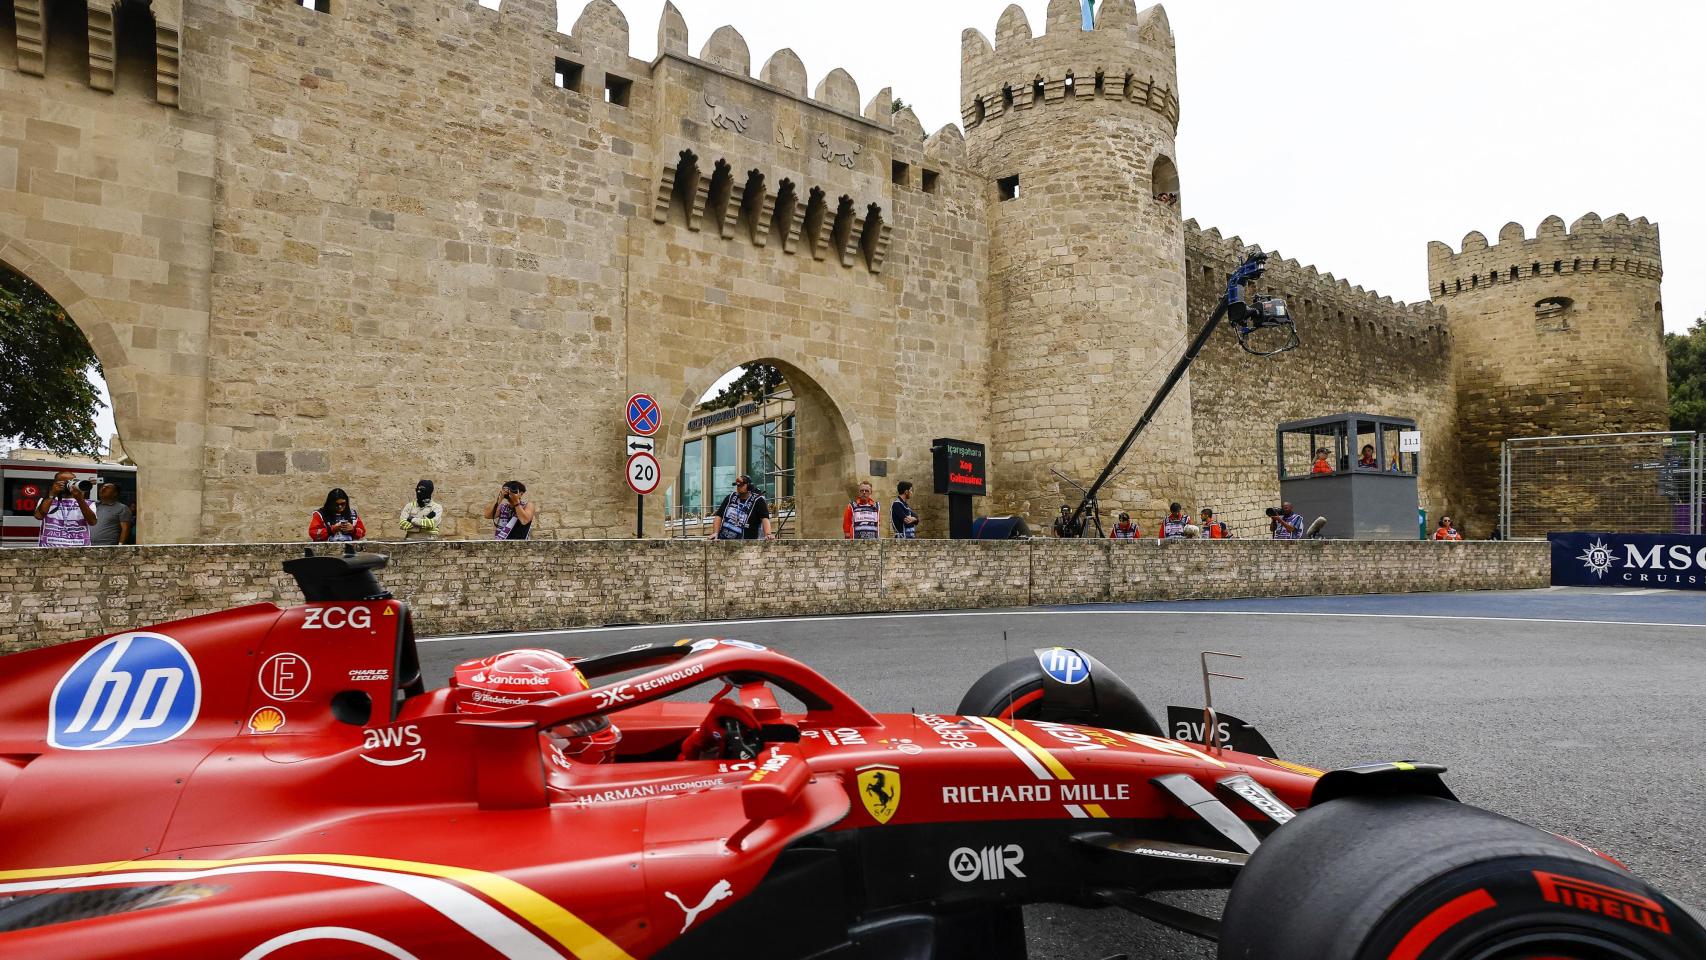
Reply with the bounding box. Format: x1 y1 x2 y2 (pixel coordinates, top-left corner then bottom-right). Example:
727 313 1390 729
856 764 901 824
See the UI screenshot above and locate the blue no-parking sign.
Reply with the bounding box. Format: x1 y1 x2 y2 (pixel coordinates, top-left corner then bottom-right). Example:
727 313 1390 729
626 394 661 436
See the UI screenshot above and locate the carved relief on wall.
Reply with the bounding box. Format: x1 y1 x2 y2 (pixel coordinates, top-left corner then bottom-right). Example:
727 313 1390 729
704 92 750 133
816 134 860 169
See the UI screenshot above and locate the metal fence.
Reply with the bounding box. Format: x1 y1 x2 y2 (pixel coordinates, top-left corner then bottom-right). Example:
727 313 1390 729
1501 432 1703 540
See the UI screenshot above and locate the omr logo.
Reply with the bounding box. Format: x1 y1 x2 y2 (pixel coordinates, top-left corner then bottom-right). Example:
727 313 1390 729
49 633 201 750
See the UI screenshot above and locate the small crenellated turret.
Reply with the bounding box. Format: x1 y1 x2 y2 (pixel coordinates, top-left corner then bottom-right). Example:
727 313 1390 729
967 2 1193 526
1427 212 1661 300
960 0 1179 134
1429 213 1668 534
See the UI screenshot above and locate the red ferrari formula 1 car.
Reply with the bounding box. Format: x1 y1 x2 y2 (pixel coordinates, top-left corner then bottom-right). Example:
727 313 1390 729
1 550 1701 959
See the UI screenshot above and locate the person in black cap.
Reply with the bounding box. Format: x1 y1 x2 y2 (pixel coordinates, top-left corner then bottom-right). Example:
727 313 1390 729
1052 504 1085 538
710 474 772 541
486 480 534 540
399 479 444 540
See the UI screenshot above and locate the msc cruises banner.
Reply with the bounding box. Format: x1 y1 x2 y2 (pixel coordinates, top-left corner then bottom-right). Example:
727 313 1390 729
1549 532 1706 591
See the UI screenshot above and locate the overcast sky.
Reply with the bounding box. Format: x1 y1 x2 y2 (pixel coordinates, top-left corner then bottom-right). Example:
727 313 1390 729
561 0 1701 333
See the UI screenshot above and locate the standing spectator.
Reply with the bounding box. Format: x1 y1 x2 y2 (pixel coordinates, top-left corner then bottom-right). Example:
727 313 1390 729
844 481 880 540
34 470 95 547
399 479 444 540
1201 508 1230 539
1357 444 1378 468
1108 512 1141 540
1271 502 1304 540
1157 502 1193 541
710 475 771 541
891 480 920 539
89 483 133 546
309 488 366 542
1310 448 1334 475
486 481 534 540
1433 516 1463 541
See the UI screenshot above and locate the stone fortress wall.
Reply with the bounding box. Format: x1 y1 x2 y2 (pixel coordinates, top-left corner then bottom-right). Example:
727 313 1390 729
1428 216 1666 532
1183 225 1464 538
0 0 1668 544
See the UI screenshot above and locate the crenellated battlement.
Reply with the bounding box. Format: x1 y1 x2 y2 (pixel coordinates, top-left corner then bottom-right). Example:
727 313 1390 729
1426 213 1662 299
960 0 1180 132
636 1 965 149
1186 220 1449 343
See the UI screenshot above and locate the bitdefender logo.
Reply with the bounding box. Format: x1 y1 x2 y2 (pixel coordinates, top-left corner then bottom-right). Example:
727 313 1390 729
1577 538 1616 579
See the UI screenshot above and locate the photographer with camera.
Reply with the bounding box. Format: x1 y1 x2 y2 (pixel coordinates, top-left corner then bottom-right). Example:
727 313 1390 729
1268 502 1304 540
486 481 535 540
33 470 96 547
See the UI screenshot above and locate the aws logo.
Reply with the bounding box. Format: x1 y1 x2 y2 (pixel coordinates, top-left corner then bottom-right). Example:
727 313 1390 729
49 633 201 750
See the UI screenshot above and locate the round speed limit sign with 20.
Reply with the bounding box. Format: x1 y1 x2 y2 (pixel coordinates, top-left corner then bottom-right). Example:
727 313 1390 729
626 451 660 495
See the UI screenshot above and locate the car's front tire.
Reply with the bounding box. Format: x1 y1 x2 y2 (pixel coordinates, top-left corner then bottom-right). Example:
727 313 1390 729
954 651 1163 736
1219 793 1706 959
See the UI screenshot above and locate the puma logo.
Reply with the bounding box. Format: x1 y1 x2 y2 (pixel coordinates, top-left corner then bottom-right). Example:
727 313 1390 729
664 879 734 933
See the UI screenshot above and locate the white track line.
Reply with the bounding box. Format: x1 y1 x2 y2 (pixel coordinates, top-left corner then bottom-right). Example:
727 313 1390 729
418 607 1706 644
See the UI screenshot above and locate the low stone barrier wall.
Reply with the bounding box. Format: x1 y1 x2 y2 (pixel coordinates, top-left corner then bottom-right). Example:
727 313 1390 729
0 539 1549 653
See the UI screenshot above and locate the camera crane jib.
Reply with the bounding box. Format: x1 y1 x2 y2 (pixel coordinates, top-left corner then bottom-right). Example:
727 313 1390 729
1065 251 1298 535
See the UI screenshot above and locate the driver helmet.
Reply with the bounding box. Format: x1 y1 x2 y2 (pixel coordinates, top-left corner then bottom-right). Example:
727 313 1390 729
450 648 618 763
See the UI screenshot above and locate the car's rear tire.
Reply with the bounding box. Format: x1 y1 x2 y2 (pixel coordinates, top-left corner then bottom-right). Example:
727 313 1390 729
954 653 1163 736
1219 794 1706 960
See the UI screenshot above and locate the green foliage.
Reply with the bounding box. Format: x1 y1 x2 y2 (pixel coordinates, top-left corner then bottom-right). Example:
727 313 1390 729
0 265 106 455
1666 316 1706 433
890 97 909 114
700 363 786 412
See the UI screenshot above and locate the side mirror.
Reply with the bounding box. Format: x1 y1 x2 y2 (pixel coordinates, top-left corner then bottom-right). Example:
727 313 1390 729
737 749 809 825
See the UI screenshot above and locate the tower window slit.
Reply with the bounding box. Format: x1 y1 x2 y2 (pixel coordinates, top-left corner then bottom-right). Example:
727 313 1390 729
604 73 632 106
997 175 1019 201
554 58 583 92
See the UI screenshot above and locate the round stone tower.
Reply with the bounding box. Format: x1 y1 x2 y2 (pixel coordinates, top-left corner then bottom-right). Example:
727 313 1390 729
961 0 1189 528
1428 214 1667 530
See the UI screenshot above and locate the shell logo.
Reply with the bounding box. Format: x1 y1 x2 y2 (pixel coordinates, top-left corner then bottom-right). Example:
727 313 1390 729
247 706 286 735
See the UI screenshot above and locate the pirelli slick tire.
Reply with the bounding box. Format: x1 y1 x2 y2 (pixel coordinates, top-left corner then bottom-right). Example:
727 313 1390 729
1219 794 1706 960
954 653 1163 737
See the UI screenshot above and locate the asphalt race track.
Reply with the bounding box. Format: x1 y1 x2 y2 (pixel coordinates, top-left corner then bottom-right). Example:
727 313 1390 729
420 587 1706 959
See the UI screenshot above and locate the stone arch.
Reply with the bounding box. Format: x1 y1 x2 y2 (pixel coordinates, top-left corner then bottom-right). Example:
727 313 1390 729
0 232 203 543
1150 152 1179 202
0 235 130 414
665 346 867 539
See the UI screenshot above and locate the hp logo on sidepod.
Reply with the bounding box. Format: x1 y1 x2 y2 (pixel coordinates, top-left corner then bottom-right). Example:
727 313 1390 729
49 633 202 750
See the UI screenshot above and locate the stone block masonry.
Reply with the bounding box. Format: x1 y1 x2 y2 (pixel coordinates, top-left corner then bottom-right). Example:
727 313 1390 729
0 0 1664 548
0 538 1548 653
